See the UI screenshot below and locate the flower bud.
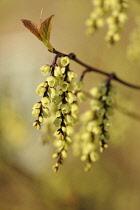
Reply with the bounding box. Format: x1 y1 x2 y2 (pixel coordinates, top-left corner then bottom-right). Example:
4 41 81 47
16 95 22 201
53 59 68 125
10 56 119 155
54 139 64 149
81 154 88 161
52 163 59 172
56 110 62 118
67 71 77 82
48 87 57 99
75 81 83 91
38 116 43 123
33 121 38 127
32 102 41 109
85 18 94 27
86 121 96 132
54 66 62 77
40 65 51 75
103 119 111 131
92 126 102 135
100 147 104 153
106 96 114 106
65 114 74 124
96 108 105 118
71 103 79 114
104 132 110 140
36 124 41 130
90 152 99 162
52 96 62 105
67 83 74 92
46 76 58 87
38 82 48 87
66 92 76 104
42 107 51 117
36 86 46 96
82 143 94 155
81 132 91 141
66 125 74 136
61 67 65 74
60 103 70 114
98 86 107 96
57 75 64 85
58 90 63 96
118 12 127 23
77 91 86 102
52 153 59 158
61 81 69 92
62 150 68 158
81 110 94 122
41 96 51 107
66 136 72 144
53 117 62 127
62 126 66 132
54 130 64 140
60 56 70 66
96 18 104 28
113 33 120 42
32 108 40 117
90 87 100 98
90 99 103 110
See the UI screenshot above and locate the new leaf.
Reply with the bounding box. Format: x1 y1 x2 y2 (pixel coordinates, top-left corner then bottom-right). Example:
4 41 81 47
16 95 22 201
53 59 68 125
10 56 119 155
21 15 54 52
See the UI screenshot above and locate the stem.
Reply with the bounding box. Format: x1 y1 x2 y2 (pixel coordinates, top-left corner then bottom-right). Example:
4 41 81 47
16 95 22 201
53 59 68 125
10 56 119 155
53 49 140 90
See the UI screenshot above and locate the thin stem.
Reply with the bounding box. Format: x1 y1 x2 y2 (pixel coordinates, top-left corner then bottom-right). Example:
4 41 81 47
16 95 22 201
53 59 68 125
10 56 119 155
113 75 140 89
74 57 110 77
53 49 140 90
80 69 90 81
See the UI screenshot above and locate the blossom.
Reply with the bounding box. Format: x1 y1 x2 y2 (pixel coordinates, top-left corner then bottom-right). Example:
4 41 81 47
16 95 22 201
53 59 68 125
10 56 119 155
41 96 51 107
60 56 70 66
40 65 51 75
46 76 58 87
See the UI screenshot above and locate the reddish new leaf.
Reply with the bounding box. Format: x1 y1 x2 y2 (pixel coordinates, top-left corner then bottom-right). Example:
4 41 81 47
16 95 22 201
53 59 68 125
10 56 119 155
21 15 54 52
40 15 54 52
21 19 42 41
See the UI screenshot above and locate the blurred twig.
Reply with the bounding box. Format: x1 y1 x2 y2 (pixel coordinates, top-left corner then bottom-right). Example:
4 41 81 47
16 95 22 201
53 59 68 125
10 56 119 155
83 90 140 121
115 104 140 121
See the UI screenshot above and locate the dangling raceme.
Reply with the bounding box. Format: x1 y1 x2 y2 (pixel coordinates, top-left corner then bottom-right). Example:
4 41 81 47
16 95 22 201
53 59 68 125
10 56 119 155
52 56 78 172
86 0 128 45
74 78 116 171
105 0 128 44
32 55 78 172
32 81 51 130
86 0 108 35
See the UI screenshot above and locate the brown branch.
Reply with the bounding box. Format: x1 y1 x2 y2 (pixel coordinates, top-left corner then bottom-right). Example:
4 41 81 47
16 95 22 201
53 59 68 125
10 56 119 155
53 49 140 90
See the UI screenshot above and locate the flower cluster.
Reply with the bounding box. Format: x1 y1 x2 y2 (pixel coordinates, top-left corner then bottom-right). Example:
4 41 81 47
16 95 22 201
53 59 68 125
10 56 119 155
32 81 51 131
86 0 108 35
32 56 78 171
52 57 79 172
73 79 116 171
86 0 128 44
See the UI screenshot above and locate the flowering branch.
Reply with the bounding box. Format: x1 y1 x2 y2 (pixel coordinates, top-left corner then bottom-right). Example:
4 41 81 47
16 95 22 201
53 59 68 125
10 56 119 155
53 49 140 90
21 13 140 172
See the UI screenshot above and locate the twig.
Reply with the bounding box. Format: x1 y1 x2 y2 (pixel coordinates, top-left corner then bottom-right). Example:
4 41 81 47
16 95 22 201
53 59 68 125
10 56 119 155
53 49 140 90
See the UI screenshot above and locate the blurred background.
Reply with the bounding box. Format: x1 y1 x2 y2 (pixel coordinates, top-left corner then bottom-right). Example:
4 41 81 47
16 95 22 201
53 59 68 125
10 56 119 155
0 0 140 209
